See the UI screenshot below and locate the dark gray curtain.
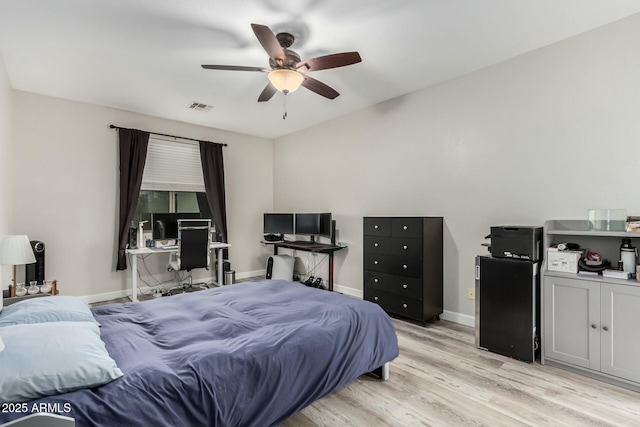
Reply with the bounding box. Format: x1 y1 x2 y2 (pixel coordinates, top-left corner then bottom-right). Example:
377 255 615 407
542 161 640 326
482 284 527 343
199 142 227 243
116 129 150 270
195 192 213 219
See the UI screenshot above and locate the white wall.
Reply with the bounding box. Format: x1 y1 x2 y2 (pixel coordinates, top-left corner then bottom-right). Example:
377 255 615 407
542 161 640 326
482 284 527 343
12 91 274 299
0 54 14 288
273 14 640 319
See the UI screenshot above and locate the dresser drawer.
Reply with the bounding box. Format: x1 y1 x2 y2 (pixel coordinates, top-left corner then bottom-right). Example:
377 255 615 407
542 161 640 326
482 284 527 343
364 235 422 258
364 288 422 320
364 217 391 237
364 253 422 278
391 217 423 238
364 270 422 300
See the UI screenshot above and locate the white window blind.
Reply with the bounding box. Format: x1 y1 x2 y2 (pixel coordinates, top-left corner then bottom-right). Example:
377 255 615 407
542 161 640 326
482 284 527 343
141 137 205 192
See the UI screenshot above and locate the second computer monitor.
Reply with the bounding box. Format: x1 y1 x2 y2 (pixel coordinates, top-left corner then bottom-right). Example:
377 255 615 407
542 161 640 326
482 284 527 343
152 212 204 240
295 213 332 237
264 213 294 235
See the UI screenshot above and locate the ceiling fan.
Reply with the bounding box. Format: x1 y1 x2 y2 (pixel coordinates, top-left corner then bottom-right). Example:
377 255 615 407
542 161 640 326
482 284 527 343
201 23 362 102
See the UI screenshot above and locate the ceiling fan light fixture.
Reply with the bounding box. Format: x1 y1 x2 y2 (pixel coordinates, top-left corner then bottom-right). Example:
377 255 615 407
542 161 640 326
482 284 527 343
268 69 304 93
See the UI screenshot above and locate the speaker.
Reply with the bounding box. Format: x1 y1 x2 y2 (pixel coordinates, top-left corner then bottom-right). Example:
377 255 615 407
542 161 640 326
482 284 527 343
265 255 294 281
129 226 138 249
25 240 45 286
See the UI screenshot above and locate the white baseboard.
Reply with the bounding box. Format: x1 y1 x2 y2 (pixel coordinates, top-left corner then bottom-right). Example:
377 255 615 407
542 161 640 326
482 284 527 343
333 283 362 299
440 310 475 327
81 289 132 304
236 269 265 280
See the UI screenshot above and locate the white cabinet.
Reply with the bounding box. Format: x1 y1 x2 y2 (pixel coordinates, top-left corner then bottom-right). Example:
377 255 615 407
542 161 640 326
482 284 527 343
542 220 640 391
543 276 600 370
600 282 640 383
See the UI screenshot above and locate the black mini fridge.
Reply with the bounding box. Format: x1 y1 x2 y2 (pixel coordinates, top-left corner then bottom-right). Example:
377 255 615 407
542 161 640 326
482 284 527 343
475 255 540 363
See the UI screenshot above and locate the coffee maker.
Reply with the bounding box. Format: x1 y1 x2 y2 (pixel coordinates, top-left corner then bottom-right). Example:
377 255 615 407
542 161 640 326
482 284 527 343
620 239 637 274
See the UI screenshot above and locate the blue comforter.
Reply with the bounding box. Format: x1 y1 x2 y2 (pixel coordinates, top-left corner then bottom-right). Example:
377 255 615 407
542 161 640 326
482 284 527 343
1 280 398 427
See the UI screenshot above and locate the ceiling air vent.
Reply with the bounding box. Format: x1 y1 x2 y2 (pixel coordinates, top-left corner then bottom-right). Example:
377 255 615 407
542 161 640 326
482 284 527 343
188 102 213 112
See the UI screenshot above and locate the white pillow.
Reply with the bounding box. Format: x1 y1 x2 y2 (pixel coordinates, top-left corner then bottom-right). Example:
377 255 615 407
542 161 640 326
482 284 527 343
0 321 123 402
0 296 99 327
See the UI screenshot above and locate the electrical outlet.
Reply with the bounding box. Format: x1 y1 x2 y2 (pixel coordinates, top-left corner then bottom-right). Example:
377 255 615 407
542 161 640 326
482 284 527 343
467 288 475 300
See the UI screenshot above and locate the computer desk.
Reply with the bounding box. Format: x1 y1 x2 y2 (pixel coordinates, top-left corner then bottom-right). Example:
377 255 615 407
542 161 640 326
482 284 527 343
126 242 231 302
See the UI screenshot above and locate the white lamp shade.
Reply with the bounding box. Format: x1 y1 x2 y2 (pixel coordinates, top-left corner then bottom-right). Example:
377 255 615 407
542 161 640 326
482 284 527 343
268 69 304 93
0 235 36 265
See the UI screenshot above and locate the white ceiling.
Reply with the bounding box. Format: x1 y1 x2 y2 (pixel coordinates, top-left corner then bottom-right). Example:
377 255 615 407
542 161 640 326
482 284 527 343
1 1 639 139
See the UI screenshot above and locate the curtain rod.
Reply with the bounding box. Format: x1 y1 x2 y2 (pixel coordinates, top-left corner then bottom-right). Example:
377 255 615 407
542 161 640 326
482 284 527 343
109 125 228 147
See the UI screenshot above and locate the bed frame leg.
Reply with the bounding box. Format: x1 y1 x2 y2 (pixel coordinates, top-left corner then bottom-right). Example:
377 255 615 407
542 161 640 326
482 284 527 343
370 362 390 381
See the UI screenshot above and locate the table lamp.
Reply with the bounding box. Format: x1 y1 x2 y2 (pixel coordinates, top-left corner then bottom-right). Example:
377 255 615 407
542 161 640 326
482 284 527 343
0 235 36 312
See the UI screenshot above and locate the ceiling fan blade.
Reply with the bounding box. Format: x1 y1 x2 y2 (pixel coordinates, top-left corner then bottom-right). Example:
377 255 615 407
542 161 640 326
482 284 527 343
297 52 362 72
301 75 340 99
258 83 277 102
201 65 268 72
251 23 285 65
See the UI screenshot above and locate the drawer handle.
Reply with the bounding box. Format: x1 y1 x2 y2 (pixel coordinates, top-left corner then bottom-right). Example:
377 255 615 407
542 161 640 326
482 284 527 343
402 284 408 289
374 278 379 283
403 225 408 230
402 264 407 269
374 225 379 229
603 326 609 332
374 242 379 247
374 296 379 301
403 245 408 250
374 260 379 265
591 324 597 329
403 303 407 308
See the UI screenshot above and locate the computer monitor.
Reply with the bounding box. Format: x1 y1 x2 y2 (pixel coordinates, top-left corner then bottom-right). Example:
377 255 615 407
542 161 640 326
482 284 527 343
318 213 332 237
263 213 294 235
152 212 204 240
295 213 332 238
295 213 320 235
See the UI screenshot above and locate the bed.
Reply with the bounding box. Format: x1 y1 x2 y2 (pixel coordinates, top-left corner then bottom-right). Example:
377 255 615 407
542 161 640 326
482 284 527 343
0 280 399 427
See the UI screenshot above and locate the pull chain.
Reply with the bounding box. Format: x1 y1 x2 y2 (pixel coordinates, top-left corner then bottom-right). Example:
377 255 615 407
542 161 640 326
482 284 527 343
282 92 288 120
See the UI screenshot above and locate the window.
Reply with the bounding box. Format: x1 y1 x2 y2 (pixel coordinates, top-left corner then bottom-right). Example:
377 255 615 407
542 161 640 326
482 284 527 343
132 137 212 230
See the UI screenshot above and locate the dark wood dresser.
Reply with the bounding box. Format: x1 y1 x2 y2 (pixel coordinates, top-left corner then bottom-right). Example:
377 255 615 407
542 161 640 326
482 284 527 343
363 217 443 325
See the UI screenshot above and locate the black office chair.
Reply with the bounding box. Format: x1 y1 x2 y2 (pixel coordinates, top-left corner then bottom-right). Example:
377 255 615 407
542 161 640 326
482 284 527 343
167 219 212 292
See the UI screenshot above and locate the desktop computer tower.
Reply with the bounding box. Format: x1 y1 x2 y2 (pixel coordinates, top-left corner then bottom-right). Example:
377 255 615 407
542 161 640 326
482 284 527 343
265 255 294 281
129 226 138 249
25 240 45 285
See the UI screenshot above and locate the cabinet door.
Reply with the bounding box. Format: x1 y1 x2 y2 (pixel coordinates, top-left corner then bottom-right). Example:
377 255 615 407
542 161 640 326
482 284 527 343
600 283 640 383
543 276 600 370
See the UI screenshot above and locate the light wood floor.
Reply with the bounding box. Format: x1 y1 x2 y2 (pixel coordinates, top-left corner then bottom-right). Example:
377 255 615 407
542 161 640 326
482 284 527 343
281 318 640 427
